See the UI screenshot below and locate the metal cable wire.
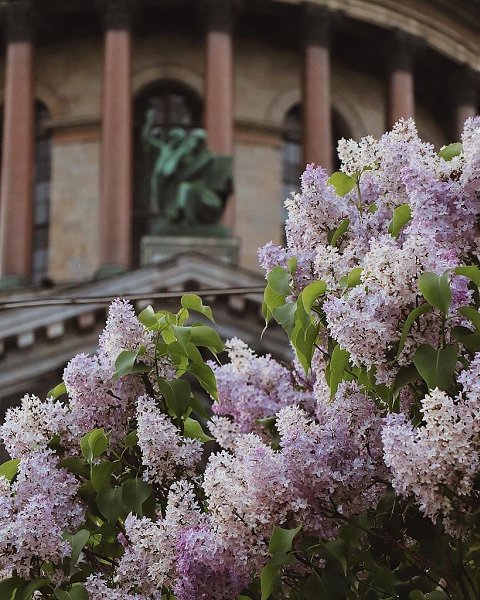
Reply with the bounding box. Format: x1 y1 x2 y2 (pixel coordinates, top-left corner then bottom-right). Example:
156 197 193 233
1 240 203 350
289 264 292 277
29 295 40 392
0 286 266 310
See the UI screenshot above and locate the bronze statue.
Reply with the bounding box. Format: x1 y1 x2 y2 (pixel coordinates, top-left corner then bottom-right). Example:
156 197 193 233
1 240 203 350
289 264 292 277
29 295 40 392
140 111 233 235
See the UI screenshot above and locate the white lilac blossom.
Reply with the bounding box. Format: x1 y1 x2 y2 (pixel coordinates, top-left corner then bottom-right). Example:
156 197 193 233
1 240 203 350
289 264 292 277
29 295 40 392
0 450 84 577
135 395 202 485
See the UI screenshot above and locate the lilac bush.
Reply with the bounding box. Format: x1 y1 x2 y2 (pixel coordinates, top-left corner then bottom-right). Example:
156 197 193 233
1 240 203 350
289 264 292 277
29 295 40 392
1 119 480 599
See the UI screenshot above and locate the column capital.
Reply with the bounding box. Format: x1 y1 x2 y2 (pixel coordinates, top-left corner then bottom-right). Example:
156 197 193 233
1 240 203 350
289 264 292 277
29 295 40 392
96 0 134 30
4 0 34 42
387 30 421 72
202 0 242 33
303 3 334 47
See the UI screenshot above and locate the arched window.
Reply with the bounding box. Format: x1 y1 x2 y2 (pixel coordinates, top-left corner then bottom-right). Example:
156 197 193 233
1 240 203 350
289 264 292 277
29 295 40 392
32 101 51 284
133 81 202 265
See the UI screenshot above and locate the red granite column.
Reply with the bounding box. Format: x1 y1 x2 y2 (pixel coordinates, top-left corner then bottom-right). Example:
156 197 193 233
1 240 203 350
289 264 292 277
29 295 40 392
303 5 332 173
0 1 34 282
204 0 235 230
388 33 416 127
99 0 132 270
454 68 478 140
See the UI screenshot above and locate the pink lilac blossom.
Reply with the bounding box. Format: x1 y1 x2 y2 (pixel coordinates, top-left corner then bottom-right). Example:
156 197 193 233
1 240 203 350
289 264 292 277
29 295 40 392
116 481 206 597
98 298 154 370
135 395 202 485
174 526 249 600
0 450 84 578
0 394 71 458
63 353 142 445
382 388 480 534
84 576 147 600
211 338 314 433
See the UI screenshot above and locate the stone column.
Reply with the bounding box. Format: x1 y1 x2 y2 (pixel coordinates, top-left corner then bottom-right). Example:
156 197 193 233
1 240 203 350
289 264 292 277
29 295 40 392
0 1 34 283
303 4 332 173
99 0 132 270
388 32 416 127
204 0 235 230
453 68 478 140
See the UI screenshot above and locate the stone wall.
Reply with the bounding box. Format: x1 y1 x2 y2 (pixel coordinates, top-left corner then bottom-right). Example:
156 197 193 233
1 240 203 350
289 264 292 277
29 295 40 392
14 28 451 279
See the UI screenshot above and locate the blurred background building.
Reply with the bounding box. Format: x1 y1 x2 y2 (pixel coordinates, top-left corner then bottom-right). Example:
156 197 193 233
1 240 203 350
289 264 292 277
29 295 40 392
0 0 478 403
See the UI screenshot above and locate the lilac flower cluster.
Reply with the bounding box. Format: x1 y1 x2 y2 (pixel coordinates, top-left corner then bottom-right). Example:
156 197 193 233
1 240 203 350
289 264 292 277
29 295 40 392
0 450 84 578
136 395 202 485
211 338 314 435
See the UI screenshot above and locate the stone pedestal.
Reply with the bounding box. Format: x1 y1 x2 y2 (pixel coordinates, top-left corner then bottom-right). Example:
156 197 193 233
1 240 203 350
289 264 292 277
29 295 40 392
141 236 240 266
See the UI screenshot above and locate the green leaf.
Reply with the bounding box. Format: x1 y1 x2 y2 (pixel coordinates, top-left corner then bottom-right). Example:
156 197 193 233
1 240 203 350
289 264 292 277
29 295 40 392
329 345 350 399
96 486 126 522
63 529 90 568
272 302 297 336
269 525 301 555
301 281 327 313
341 267 363 289
58 457 89 478
267 266 290 296
327 171 356 196
438 142 462 161
113 350 139 381
122 478 153 517
189 325 224 354
291 321 319 372
0 458 20 482
47 382 66 399
189 361 218 400
324 538 348 575
397 303 432 356
263 284 287 321
425 592 449 600
181 294 214 322
392 364 419 399
54 583 88 600
458 305 480 331
459 333 480 352
22 578 51 599
91 460 115 492
413 344 457 390
418 272 451 314
183 417 214 442
260 563 281 600
372 566 396 595
0 577 24 600
287 256 297 274
158 378 191 419
124 429 138 447
388 203 412 237
137 305 158 329
171 325 192 348
455 265 480 289
329 218 350 247
80 428 108 463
